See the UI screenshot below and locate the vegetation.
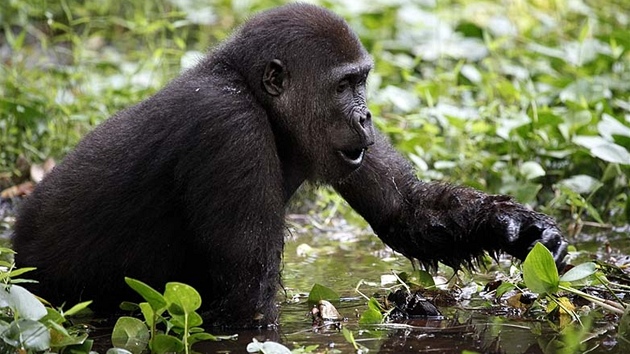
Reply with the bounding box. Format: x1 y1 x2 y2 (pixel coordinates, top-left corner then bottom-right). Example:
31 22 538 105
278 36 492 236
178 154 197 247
1 0 629 227
1 0 629 353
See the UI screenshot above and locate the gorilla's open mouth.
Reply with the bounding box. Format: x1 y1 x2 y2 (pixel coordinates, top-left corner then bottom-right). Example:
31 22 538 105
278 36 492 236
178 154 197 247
338 148 366 166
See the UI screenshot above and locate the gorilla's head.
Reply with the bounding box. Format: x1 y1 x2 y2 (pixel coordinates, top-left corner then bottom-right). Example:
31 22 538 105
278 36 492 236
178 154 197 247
227 4 375 182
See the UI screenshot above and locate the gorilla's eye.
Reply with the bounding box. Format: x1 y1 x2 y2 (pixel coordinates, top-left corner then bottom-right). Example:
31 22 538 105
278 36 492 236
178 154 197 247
336 79 350 93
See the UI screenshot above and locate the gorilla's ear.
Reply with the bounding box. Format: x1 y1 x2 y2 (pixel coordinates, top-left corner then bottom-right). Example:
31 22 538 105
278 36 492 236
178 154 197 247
262 59 285 96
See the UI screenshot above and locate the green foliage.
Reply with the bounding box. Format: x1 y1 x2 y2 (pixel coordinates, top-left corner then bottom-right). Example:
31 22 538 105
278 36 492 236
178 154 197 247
306 284 339 306
522 243 560 295
111 277 217 354
1 0 628 226
0 250 94 354
358 298 384 325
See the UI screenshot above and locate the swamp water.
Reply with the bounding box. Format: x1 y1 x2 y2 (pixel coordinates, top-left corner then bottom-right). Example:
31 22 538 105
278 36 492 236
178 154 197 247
192 216 630 354
2 202 630 353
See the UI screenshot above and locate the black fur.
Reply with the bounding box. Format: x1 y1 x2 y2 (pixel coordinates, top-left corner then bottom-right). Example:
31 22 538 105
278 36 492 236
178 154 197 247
12 4 567 327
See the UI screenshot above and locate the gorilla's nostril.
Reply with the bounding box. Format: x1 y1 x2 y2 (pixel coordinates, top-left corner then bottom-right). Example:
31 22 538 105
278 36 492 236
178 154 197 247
359 111 370 127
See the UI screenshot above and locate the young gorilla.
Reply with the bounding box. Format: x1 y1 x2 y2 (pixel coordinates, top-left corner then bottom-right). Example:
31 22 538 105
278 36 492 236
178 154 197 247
12 4 567 327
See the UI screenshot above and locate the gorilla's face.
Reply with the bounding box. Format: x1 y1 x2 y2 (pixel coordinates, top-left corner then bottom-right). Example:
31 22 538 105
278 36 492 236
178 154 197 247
262 54 375 182
323 59 375 178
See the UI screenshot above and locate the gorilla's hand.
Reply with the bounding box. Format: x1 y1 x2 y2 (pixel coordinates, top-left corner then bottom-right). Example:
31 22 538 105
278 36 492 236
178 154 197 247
484 196 568 268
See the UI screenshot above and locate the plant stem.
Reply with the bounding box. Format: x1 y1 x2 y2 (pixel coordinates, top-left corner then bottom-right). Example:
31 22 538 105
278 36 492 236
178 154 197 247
559 285 625 314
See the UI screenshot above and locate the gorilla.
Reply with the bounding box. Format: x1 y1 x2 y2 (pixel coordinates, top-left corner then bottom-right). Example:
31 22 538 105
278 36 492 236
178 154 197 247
12 3 567 327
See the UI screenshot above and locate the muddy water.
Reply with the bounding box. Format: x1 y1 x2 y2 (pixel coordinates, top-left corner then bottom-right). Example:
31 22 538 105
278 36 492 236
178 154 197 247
194 218 629 354
2 202 629 353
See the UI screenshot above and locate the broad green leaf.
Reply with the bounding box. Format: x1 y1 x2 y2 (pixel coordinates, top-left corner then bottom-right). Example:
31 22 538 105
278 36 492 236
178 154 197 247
151 334 185 354
557 175 602 194
41 307 65 325
58 338 93 354
367 297 383 313
522 243 559 295
591 143 630 165
125 277 167 312
48 321 89 347
560 262 598 283
307 284 339 305
106 348 133 354
1 319 50 351
170 311 203 328
414 269 435 288
111 316 150 354
0 284 47 320
164 282 202 314
358 308 383 325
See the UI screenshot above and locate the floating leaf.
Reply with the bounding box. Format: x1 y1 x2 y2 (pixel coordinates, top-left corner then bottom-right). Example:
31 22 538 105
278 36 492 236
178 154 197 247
342 327 358 350
560 262 598 283
359 307 383 325
246 338 292 354
307 284 339 305
188 332 218 345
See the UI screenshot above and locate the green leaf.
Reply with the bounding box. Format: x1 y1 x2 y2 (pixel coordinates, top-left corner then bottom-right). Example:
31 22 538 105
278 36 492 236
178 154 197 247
59 338 93 354
188 332 218 345
106 348 133 354
48 321 89 347
1 319 50 351
0 284 47 320
520 161 546 180
124 277 167 312
496 282 516 298
170 311 203 328
111 316 150 354
413 270 435 288
7 267 37 279
560 262 598 283
151 334 185 354
164 282 202 314
522 243 559 295
64 300 93 316
342 327 358 350
358 307 383 325
367 297 383 313
307 284 339 305
40 307 65 325
139 302 155 326
119 301 139 312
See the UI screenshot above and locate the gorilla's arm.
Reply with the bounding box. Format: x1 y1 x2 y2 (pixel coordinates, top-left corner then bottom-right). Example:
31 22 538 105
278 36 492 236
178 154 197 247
334 132 567 268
